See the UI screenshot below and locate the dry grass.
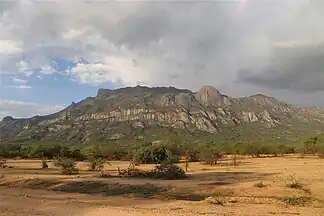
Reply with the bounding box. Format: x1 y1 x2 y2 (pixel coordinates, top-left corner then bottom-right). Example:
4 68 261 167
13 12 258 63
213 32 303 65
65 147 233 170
0 155 323 215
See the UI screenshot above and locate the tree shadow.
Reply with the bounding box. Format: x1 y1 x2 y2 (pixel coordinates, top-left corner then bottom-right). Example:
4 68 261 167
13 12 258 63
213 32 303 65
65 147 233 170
189 171 274 185
0 170 276 202
53 181 167 198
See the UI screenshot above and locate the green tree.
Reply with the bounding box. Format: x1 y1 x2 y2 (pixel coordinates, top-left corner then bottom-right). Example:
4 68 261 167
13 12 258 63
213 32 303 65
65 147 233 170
199 145 223 166
304 137 319 155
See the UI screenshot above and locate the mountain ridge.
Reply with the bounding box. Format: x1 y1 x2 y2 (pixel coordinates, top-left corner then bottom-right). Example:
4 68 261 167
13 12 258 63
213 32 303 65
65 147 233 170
1 85 323 144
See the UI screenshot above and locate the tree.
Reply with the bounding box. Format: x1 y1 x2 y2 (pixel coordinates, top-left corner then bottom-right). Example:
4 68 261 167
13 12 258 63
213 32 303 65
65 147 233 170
304 137 319 155
133 145 168 164
317 143 324 158
242 141 261 158
199 146 223 166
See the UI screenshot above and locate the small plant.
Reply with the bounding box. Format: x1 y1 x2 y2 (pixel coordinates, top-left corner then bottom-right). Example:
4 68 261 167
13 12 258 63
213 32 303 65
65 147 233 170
57 158 78 175
41 160 48 169
254 181 268 188
205 196 225 205
285 174 311 194
89 157 105 171
232 154 239 166
0 159 8 168
53 157 63 167
98 170 111 178
118 167 149 178
277 196 312 206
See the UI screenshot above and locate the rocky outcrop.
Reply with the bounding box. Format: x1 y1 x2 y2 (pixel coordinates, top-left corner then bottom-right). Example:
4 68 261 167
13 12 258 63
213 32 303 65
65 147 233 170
1 85 324 143
195 85 231 106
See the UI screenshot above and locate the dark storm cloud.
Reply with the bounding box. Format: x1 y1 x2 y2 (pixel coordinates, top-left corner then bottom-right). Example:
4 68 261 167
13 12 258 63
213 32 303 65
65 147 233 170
1 0 324 108
238 43 324 92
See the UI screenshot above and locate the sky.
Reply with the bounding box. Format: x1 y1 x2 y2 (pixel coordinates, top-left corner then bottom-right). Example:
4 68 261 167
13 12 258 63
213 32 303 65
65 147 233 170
0 0 324 119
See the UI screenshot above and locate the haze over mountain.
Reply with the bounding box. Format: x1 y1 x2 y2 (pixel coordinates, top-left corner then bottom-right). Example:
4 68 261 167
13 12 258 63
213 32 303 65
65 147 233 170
1 85 323 144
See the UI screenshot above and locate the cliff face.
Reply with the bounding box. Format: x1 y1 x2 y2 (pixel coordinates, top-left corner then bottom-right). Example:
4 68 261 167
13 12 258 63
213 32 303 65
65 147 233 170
1 85 324 143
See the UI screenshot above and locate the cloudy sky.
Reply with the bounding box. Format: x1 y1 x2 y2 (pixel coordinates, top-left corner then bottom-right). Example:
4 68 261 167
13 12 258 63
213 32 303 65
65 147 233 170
0 0 324 119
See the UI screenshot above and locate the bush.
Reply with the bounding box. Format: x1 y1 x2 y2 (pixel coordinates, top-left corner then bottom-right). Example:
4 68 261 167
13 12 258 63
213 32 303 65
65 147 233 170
285 174 311 194
316 143 324 158
89 157 105 171
57 158 79 175
53 157 63 167
152 163 187 180
98 170 111 178
41 160 48 169
117 167 149 178
277 196 312 206
165 150 180 164
117 163 186 180
254 181 268 188
205 196 225 205
0 159 8 168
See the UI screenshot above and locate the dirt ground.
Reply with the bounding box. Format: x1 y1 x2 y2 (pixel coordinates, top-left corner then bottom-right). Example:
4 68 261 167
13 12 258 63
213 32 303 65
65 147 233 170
0 156 323 216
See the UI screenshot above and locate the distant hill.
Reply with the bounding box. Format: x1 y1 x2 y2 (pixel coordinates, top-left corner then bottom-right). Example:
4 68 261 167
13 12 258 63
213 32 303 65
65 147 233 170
1 85 323 145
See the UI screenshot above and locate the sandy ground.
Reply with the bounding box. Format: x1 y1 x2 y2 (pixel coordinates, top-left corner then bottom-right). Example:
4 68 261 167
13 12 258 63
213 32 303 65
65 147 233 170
0 156 323 216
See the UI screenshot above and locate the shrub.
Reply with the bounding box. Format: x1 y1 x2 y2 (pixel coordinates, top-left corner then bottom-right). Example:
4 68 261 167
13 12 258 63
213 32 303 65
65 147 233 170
152 163 187 180
277 196 312 206
89 157 105 171
205 196 225 205
254 181 268 188
165 150 180 164
0 159 8 168
117 163 186 180
285 174 311 194
55 158 78 175
41 160 48 169
117 167 149 178
316 143 324 158
53 157 63 167
98 170 111 178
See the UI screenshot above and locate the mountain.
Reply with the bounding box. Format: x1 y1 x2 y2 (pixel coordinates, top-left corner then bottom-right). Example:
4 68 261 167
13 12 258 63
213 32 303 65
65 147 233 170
1 85 324 145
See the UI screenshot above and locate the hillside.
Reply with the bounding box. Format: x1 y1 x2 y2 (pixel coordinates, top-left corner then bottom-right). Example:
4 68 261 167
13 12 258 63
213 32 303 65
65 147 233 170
1 85 323 145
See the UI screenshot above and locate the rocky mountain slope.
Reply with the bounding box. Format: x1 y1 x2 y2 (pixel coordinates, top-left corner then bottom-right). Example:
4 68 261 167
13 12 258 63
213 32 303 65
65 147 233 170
1 85 323 144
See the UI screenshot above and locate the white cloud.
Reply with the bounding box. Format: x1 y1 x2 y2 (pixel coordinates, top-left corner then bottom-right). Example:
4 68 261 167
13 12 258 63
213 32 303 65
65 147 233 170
40 65 55 75
68 56 151 86
11 77 27 83
0 100 65 119
0 0 323 106
63 28 87 39
16 60 29 72
15 60 34 76
9 85 32 89
0 40 22 55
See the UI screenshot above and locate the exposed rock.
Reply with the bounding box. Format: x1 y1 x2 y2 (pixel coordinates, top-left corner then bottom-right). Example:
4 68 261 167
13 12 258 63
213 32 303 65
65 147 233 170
132 121 146 128
242 111 259 123
195 85 223 106
0 85 324 143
